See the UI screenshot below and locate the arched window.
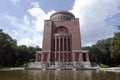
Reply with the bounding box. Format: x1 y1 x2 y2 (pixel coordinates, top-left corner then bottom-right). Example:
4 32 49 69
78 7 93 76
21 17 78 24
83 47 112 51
55 26 68 34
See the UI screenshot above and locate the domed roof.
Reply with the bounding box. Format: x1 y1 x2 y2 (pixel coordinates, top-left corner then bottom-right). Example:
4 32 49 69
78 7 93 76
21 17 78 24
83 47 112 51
50 11 75 21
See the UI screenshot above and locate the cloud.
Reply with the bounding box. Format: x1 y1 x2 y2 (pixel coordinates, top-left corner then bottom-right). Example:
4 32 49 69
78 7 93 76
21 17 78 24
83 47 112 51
23 15 30 26
3 14 19 24
0 1 55 47
31 2 40 8
12 30 19 35
28 2 55 32
19 37 33 46
19 35 43 47
2 14 43 47
25 2 55 47
10 0 20 5
28 7 45 32
3 0 120 48
71 0 120 46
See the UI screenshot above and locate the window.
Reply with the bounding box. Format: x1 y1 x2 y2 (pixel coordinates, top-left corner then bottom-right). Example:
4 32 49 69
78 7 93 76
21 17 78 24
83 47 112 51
55 26 68 34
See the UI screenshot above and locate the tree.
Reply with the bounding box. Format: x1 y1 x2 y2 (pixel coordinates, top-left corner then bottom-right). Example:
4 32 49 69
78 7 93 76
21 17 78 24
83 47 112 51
0 29 17 66
0 29 42 67
110 32 120 65
110 32 120 57
83 38 114 66
95 38 112 66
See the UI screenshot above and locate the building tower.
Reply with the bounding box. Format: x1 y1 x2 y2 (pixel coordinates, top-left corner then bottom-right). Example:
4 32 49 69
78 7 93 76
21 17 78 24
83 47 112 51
35 11 90 68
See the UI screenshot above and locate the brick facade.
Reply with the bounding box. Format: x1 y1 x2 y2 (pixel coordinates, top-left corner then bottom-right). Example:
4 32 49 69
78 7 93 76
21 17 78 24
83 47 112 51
35 11 89 63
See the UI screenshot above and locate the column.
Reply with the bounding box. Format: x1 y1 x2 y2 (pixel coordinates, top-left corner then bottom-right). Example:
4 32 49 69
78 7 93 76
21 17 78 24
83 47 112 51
66 36 68 62
55 36 57 62
79 53 83 62
70 37 72 51
41 53 43 62
66 36 68 51
35 53 39 62
47 53 50 62
39 54 41 62
59 36 61 62
86 53 89 61
72 53 75 62
63 36 64 62
69 37 72 62
38 54 40 61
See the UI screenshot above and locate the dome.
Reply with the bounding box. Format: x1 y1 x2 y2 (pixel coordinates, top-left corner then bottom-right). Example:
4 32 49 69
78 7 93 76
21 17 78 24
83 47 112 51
50 11 75 21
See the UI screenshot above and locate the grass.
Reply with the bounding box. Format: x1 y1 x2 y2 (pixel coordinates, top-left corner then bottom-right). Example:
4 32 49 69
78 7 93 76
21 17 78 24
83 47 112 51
114 68 120 70
0 67 10 70
100 64 110 68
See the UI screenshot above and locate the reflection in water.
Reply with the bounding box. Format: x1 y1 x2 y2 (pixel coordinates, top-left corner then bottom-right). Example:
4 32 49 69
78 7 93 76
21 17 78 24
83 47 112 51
0 70 120 80
30 70 120 80
30 70 92 80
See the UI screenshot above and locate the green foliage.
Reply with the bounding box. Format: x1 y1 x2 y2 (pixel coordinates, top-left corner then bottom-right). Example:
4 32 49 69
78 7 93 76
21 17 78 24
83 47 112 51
110 32 120 66
0 29 41 67
100 64 109 68
0 29 17 66
110 32 120 57
83 37 120 67
84 38 113 66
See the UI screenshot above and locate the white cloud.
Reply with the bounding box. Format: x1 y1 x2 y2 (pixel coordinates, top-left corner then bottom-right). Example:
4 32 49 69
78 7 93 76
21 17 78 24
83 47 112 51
28 2 55 32
19 38 33 46
28 7 45 32
1 1 55 47
31 2 40 8
23 15 30 26
18 32 43 47
3 14 18 24
71 0 120 46
12 30 19 35
10 0 20 5
2 0 120 48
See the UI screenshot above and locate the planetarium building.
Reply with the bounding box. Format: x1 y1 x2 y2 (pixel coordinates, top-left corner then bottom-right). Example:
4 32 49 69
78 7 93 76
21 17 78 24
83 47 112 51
30 11 91 69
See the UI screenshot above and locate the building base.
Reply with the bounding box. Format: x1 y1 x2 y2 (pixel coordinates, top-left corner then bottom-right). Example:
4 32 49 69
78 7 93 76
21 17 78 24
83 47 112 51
29 61 93 70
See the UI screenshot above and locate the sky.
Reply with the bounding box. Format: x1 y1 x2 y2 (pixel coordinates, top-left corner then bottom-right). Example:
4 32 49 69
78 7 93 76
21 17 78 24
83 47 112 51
0 0 120 47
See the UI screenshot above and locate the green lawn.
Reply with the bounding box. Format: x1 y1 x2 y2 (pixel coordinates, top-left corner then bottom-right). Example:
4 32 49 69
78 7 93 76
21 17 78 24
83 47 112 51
100 64 110 68
0 67 10 70
114 68 120 70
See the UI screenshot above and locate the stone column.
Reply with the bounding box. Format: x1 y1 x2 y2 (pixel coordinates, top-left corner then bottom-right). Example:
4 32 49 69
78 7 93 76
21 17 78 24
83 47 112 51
35 53 39 62
72 53 75 62
47 53 50 62
38 54 40 61
70 37 72 51
79 53 83 62
72 53 76 67
66 36 68 62
41 53 44 62
86 53 89 61
55 36 57 62
66 36 68 51
63 36 64 62
59 36 61 62
39 54 41 62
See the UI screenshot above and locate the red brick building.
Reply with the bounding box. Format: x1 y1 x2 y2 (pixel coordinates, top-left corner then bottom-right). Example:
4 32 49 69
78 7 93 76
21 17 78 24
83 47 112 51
35 11 90 68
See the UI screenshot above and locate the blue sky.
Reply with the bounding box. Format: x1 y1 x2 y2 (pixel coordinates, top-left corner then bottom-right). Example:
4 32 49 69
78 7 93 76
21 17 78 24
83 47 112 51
0 0 120 47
